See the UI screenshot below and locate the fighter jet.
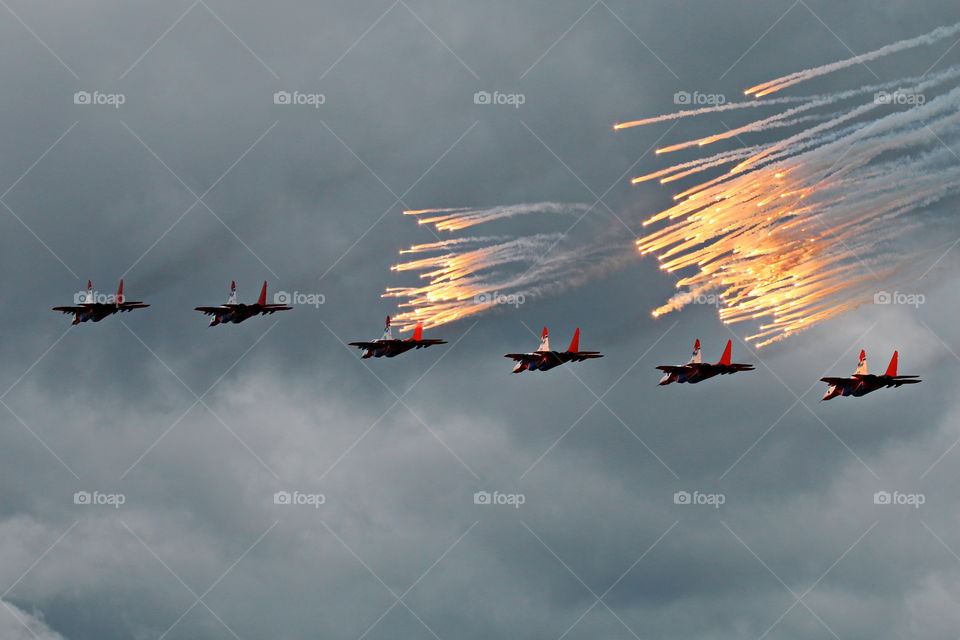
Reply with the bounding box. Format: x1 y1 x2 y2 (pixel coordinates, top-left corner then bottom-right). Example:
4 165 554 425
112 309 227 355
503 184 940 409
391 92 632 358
656 339 754 385
53 280 150 324
195 281 292 326
505 327 603 373
820 349 921 400
348 316 446 358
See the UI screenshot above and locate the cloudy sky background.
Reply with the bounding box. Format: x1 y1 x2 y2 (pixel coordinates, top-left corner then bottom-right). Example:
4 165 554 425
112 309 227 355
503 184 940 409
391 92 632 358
0 1 958 638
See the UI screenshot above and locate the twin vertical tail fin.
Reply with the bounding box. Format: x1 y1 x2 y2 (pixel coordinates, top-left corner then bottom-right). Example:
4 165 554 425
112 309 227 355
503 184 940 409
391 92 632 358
688 339 702 364
116 279 124 305
382 316 394 340
855 350 868 375
884 351 899 377
537 327 550 352
85 280 94 304
412 322 423 341
227 281 238 305
257 281 268 306
567 328 581 353
718 339 733 366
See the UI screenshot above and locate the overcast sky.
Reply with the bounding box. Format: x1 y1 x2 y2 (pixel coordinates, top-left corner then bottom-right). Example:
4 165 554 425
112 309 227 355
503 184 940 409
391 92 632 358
0 1 958 639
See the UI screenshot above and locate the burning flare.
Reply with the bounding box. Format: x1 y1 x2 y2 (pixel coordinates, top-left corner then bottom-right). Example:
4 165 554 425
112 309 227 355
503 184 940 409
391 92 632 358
626 26 960 346
385 207 629 332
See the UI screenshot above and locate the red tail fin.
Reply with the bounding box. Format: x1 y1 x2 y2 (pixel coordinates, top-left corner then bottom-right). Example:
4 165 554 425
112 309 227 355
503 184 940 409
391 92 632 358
116 279 124 304
258 281 268 306
386 316 391 327
718 339 733 365
412 322 423 341
567 328 581 353
884 351 899 377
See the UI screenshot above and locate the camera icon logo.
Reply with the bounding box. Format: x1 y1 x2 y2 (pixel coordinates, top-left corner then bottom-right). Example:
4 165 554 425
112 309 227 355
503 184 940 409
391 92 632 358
73 491 91 505
873 491 891 505
473 491 491 505
673 91 691 105
274 91 292 105
273 291 291 305
73 91 91 105
273 490 292 505
473 91 492 105
673 490 691 505
873 290 891 305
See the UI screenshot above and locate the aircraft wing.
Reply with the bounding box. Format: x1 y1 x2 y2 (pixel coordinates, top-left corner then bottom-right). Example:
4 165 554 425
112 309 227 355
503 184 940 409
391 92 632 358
195 306 228 317
567 352 603 362
348 341 379 350
119 303 150 310
714 363 755 373
52 306 83 314
504 353 539 362
656 365 691 374
820 377 853 385
260 305 293 314
885 376 922 387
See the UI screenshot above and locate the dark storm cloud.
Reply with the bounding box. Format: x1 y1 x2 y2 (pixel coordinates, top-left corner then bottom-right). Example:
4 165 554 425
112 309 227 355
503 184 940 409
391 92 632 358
0 1 957 638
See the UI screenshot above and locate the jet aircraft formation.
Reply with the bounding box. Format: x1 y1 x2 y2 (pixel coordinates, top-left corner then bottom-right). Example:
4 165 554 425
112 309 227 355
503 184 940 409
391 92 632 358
51 279 922 398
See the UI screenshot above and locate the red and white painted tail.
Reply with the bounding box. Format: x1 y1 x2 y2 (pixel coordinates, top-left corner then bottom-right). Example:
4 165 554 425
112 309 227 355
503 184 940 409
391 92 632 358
537 327 550 352
688 339 702 364
567 328 581 353
226 281 238 305
855 350 868 375
116 280 125 305
411 321 423 341
717 340 733 366
884 351 899 377
84 280 94 304
381 316 394 340
257 281 268 306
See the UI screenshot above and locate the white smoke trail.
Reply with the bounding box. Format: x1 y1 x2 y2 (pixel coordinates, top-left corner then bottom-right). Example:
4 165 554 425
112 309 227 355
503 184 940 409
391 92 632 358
385 229 631 331
405 202 591 232
745 22 960 96
633 77 960 345
387 27 960 340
